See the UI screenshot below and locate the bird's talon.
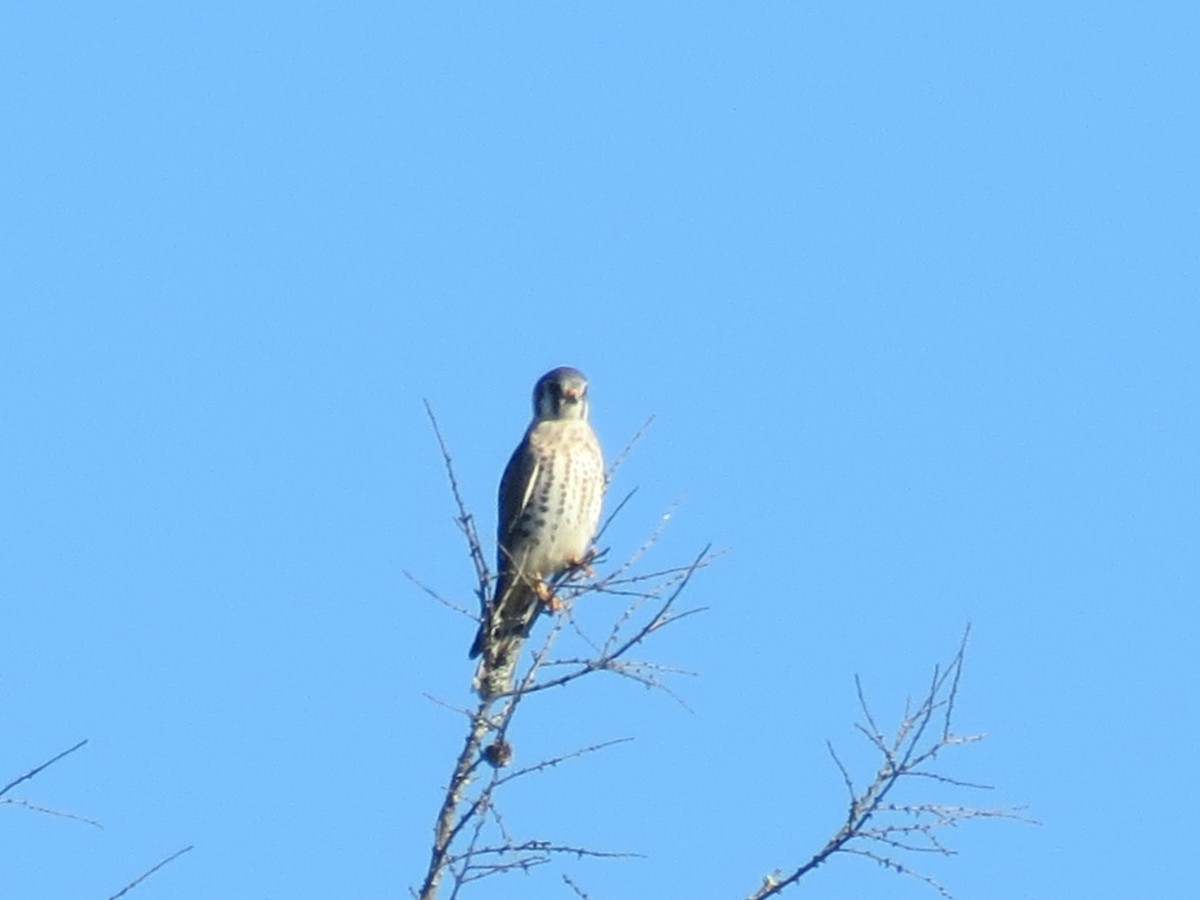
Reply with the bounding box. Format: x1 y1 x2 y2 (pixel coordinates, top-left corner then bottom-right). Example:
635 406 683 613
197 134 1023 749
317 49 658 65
571 548 598 578
532 581 564 612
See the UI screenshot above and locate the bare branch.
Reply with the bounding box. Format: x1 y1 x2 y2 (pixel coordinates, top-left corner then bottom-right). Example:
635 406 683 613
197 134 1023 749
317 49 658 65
0 797 103 828
839 847 955 899
492 738 634 790
422 400 491 606
105 846 194 900
745 630 1027 900
450 840 641 867
562 872 596 899
404 570 478 622
0 739 88 799
605 415 655 485
942 625 970 741
595 488 637 543
826 739 856 805
418 711 493 900
596 501 684 584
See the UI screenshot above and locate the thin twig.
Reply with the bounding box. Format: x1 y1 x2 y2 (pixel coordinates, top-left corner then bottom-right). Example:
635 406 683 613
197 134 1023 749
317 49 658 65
404 570 478 621
422 400 491 604
595 488 637 542
493 738 634 790
105 845 194 900
605 415 655 485
563 872 595 899
0 797 103 828
450 841 641 866
0 739 88 799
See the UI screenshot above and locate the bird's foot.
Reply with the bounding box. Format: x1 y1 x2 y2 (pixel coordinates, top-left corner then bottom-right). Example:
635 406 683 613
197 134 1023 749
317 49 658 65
534 580 565 612
570 548 598 579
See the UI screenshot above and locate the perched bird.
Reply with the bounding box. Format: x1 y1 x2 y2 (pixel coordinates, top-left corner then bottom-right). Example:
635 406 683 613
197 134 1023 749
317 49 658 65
470 367 605 698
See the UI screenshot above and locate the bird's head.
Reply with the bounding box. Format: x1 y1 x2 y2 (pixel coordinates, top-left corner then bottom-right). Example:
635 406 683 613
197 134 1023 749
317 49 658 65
532 367 591 421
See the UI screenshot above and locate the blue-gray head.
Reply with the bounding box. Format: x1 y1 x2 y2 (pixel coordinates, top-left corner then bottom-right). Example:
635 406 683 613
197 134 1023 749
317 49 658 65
532 367 591 421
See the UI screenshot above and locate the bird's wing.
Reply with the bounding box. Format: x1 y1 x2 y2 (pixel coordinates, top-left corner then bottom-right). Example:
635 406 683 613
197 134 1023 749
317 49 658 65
496 426 541 572
469 428 540 660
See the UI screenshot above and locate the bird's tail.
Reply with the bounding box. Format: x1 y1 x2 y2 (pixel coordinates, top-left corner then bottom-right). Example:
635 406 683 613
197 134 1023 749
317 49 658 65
470 580 541 699
472 633 524 699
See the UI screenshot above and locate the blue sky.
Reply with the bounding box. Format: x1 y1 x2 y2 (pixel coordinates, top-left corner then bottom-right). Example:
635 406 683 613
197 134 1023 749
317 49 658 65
2 3 1197 898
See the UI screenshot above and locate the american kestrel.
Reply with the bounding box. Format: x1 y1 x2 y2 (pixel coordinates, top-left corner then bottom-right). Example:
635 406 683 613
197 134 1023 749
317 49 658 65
470 367 605 698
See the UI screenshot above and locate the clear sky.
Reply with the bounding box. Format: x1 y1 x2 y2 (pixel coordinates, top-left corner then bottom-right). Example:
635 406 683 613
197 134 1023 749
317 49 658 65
2 3 1197 898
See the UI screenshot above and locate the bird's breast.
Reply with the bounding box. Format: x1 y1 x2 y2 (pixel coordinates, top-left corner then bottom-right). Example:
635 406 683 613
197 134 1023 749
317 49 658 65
514 420 604 573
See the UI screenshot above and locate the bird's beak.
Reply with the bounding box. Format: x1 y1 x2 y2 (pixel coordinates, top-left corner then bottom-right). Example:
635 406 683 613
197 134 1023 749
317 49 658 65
562 387 581 402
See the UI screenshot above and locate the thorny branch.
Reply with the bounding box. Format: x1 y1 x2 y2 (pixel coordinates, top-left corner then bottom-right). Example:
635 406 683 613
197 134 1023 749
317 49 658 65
415 409 713 900
746 628 1031 900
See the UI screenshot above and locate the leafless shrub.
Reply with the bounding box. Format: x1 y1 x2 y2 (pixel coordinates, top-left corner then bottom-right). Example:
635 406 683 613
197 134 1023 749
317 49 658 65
746 628 1031 899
